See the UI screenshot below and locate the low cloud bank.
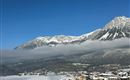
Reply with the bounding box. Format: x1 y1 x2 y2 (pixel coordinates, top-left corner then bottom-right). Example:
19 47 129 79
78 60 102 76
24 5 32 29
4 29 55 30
1 38 130 63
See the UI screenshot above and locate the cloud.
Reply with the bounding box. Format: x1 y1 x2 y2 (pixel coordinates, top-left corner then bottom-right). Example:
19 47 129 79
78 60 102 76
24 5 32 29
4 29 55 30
1 38 130 63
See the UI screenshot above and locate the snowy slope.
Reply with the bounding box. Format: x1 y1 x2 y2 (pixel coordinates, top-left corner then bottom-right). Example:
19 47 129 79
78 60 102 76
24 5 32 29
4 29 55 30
104 16 130 29
15 16 130 49
0 75 75 80
92 16 130 40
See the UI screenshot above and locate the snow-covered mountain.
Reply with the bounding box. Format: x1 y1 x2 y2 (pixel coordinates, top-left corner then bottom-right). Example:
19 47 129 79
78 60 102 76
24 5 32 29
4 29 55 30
15 16 130 49
91 16 130 40
15 35 87 49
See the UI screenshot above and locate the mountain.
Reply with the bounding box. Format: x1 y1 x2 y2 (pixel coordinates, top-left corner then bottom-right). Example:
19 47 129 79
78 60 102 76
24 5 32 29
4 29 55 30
15 16 130 49
2 16 130 75
91 16 130 40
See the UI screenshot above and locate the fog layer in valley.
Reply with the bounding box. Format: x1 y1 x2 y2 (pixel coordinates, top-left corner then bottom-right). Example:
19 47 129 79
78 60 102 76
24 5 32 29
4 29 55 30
1 38 130 63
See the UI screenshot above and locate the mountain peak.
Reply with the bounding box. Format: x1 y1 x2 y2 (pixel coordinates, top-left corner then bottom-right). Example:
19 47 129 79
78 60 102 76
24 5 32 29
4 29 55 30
114 16 128 20
15 16 130 49
104 16 130 29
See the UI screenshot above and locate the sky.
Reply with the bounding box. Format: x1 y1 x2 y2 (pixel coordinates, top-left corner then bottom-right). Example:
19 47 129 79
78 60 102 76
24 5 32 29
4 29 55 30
1 0 130 49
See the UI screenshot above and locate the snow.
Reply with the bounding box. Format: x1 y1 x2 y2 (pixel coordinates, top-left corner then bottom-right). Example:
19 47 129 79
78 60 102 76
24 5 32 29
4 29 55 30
121 31 126 37
47 37 60 43
99 32 109 40
81 29 101 37
16 16 130 49
0 75 75 80
35 35 81 44
113 32 118 39
104 16 130 29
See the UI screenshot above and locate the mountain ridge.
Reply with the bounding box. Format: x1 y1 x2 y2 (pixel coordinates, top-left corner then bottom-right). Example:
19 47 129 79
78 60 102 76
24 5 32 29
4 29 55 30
15 16 130 49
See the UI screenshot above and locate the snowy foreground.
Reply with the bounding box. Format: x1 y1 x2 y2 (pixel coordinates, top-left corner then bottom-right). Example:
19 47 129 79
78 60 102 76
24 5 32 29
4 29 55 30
0 75 75 80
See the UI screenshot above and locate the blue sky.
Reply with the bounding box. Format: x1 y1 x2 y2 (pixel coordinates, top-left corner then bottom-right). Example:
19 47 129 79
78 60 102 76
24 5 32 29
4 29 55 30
1 0 130 49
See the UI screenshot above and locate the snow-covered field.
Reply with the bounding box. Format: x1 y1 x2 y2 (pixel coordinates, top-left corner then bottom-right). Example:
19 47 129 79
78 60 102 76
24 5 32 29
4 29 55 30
0 75 74 80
